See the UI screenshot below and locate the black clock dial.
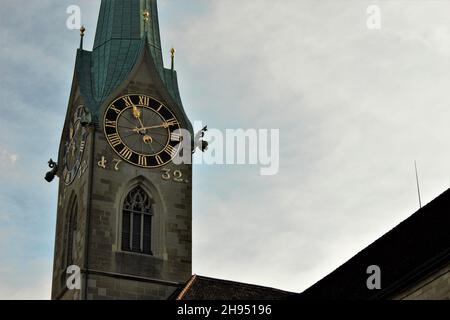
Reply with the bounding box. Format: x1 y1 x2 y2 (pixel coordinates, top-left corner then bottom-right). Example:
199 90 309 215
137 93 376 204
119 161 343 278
104 94 182 168
63 106 89 185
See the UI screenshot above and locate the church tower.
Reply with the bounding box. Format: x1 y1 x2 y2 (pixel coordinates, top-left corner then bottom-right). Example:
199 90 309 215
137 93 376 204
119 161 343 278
51 0 193 300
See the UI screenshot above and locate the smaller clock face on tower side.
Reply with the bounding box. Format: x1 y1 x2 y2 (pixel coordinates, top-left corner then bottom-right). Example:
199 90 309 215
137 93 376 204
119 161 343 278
62 105 89 186
104 94 182 168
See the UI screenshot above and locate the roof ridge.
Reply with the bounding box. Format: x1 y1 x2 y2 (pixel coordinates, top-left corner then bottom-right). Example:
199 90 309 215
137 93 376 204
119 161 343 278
194 275 296 294
176 274 198 300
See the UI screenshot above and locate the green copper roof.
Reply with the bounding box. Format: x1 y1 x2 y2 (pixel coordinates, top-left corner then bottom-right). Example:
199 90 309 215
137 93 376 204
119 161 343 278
75 0 181 119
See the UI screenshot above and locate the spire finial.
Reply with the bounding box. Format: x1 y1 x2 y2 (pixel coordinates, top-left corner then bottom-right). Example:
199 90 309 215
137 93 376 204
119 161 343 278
79 25 86 49
170 47 176 70
143 10 150 23
143 9 150 35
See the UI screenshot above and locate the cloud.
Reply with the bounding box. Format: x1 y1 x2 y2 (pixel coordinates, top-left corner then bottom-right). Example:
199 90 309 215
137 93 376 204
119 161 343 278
0 0 100 300
0 0 448 298
0 148 19 165
173 0 450 291
0 256 52 300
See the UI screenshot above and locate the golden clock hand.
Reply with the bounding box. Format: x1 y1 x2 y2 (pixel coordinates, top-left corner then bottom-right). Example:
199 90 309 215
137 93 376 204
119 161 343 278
133 123 167 132
134 120 178 132
137 116 145 129
130 102 146 130
132 103 141 119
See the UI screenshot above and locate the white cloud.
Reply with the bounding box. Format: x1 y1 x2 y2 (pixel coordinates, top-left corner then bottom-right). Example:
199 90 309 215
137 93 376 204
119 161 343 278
0 0 448 298
0 257 52 300
0 148 19 166
176 0 450 292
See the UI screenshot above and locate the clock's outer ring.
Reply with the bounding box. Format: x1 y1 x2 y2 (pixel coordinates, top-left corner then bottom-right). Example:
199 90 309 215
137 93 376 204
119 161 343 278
103 94 182 169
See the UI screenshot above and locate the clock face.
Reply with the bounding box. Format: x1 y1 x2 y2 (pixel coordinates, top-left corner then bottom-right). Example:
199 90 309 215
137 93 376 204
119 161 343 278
104 94 182 168
63 106 88 185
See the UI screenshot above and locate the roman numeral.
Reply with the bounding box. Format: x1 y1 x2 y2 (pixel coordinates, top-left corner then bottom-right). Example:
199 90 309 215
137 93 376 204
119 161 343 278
155 155 164 166
165 145 176 156
157 105 163 112
165 118 178 127
122 96 134 107
139 96 149 107
138 155 147 167
108 133 122 147
119 147 133 160
105 119 116 128
171 132 182 142
79 141 86 153
110 105 122 114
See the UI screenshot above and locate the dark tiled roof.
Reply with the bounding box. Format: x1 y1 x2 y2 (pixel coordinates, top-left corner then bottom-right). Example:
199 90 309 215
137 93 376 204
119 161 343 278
297 189 450 300
172 275 296 300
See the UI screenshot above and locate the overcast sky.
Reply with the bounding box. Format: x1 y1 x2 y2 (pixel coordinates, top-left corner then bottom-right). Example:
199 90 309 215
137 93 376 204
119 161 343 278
0 0 449 299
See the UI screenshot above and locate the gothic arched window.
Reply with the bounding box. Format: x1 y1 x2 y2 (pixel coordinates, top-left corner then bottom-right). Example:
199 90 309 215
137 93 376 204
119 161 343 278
122 186 153 255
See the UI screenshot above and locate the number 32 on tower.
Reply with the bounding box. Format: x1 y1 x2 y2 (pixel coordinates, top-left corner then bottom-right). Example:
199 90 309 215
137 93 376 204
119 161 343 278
162 169 187 183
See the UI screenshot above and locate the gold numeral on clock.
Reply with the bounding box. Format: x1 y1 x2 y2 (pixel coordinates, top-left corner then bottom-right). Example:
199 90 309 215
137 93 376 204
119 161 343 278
119 147 133 160
165 145 176 156
122 96 133 107
110 105 121 114
138 155 147 167
105 120 116 128
139 96 149 107
165 118 178 126
155 155 164 166
108 133 122 147
171 132 181 142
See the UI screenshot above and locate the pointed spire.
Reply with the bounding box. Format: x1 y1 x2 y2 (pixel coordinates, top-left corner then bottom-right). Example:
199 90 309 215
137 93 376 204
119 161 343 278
92 0 164 71
142 0 164 71
93 0 144 49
